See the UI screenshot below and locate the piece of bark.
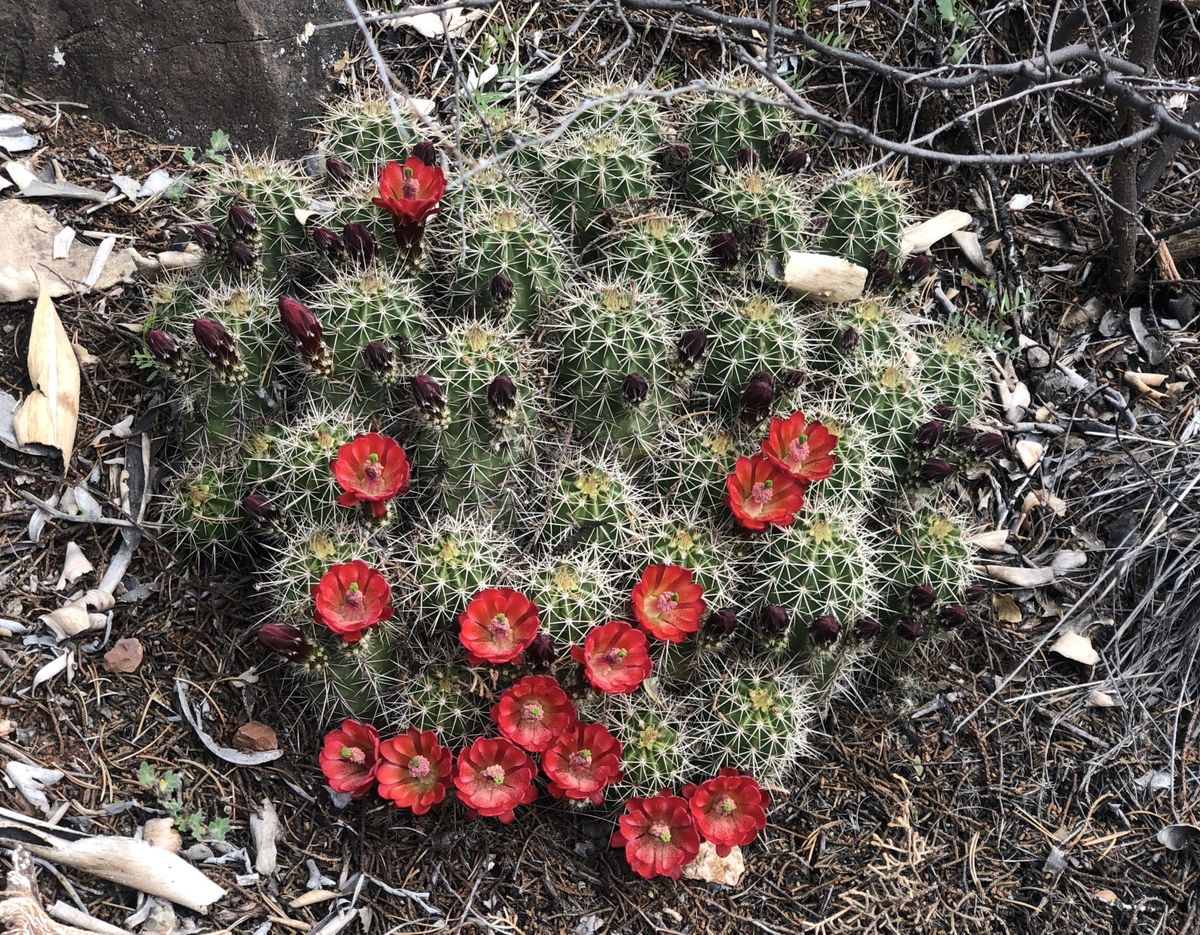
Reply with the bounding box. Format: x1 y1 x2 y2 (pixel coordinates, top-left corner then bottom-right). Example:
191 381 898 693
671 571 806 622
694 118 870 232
0 847 96 935
781 252 867 303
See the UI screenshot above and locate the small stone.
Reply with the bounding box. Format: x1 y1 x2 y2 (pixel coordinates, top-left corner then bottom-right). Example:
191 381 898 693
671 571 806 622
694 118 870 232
234 721 278 753
103 638 144 674
144 817 182 854
681 841 746 887
1024 345 1050 369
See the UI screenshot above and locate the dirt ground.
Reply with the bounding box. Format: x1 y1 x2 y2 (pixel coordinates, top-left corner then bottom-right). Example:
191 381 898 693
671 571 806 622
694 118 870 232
2 2 1199 933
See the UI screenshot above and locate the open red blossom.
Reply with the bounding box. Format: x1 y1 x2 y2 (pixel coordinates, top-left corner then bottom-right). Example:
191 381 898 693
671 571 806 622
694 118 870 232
611 793 701 880
454 737 537 823
331 433 411 519
544 722 623 805
377 729 453 815
318 719 380 797
726 454 806 532
632 564 706 643
683 768 770 856
492 675 577 752
312 560 393 642
373 157 446 255
761 411 838 482
459 588 540 665
570 621 651 694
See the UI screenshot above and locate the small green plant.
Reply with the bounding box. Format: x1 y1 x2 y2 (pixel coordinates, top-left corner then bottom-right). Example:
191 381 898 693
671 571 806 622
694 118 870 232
183 129 232 167
136 762 230 842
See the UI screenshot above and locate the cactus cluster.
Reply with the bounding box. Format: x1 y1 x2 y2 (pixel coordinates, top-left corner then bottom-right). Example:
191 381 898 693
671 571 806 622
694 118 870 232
146 73 997 862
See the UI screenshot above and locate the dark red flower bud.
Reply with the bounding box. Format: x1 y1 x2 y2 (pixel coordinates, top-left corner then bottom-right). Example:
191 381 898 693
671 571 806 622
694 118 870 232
780 148 809 174
363 340 394 374
663 142 690 168
951 426 979 447
146 329 181 366
914 420 946 448
917 458 955 483
525 632 555 673
902 253 932 283
192 222 220 250
733 145 757 169
739 371 775 424
227 204 257 237
487 375 517 416
964 583 987 604
490 271 515 304
710 231 740 269
909 583 937 610
973 432 1006 457
704 608 739 639
326 156 353 183
931 404 955 421
870 249 896 288
758 604 790 639
257 621 309 661
621 373 649 406
938 603 967 627
853 616 880 639
840 326 861 351
770 131 793 154
779 368 805 390
810 614 840 645
242 492 278 526
676 329 709 366
310 225 343 258
278 296 329 372
810 215 829 232
412 140 437 165
897 616 924 640
744 216 769 248
229 242 258 268
192 317 242 381
411 374 445 416
343 222 377 266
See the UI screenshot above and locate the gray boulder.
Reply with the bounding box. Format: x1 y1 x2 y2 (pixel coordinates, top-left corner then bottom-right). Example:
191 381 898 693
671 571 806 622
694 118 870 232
0 0 355 154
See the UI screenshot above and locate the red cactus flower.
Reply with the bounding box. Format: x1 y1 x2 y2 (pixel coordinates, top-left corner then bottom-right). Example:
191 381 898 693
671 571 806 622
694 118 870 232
761 411 838 482
570 621 651 694
377 729 453 815
454 736 537 823
318 719 380 797
726 454 806 532
458 588 540 665
373 157 447 255
682 768 770 857
544 722 623 805
631 564 706 643
492 675 577 753
312 560 394 642
611 793 701 880
331 433 411 519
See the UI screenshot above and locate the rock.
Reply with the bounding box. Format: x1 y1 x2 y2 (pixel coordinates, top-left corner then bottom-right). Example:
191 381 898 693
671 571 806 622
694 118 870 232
0 201 137 303
234 721 278 753
102 637 144 674
144 817 182 855
0 1 354 156
680 842 746 887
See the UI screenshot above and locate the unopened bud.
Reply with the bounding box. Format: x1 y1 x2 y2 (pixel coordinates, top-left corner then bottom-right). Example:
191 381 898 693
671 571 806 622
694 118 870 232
897 616 924 640
909 584 937 610
973 432 1006 457
310 225 342 259
839 326 861 352
733 146 757 169
412 140 437 165
411 374 445 416
739 372 775 424
257 622 309 661
363 340 394 375
486 375 517 417
758 604 790 639
938 603 967 628
913 420 946 448
779 148 809 174
703 608 739 639
490 271 515 304
621 373 649 406
964 583 987 604
853 616 880 639
343 222 377 266
810 614 840 645
145 329 181 367
242 493 278 526
228 242 258 268
710 231 739 269
916 458 955 484
902 253 932 283
227 204 257 237
278 296 329 372
676 329 709 367
325 156 353 183
525 633 555 673
192 317 243 382
192 222 220 250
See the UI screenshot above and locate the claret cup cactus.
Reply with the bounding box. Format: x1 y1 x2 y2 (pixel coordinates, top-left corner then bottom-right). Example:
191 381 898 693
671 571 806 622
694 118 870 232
147 78 995 880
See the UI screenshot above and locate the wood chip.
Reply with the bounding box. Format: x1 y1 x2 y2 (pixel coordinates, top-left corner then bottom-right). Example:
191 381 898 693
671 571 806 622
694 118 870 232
780 252 867 303
899 209 972 255
13 285 80 465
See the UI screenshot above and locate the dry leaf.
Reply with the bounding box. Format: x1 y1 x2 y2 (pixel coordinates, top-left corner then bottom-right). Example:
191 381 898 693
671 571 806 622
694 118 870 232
967 528 1009 552
993 593 1022 623
1015 439 1044 469
1087 690 1122 708
1049 631 1099 666
981 564 1055 587
13 285 80 465
55 541 94 590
